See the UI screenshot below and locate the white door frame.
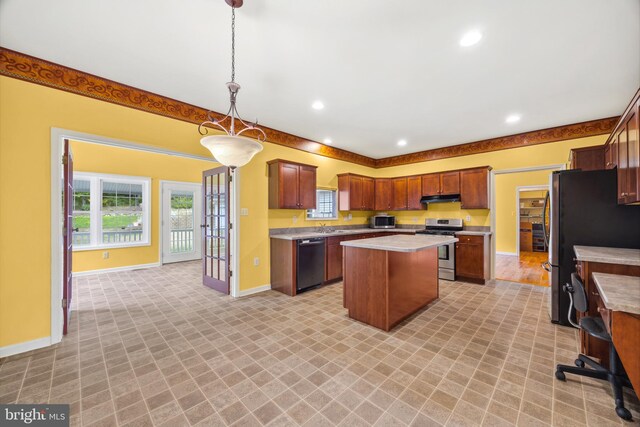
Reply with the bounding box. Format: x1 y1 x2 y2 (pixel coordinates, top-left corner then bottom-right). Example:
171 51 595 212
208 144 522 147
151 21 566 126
489 163 566 280
49 128 239 350
160 181 203 264
515 185 550 257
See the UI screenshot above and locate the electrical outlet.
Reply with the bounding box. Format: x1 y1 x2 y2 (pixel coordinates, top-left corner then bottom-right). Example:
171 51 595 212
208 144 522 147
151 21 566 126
103 251 109 259
292 215 298 224
465 215 471 222
253 257 259 266
240 208 249 216
412 217 418 223
346 213 352 221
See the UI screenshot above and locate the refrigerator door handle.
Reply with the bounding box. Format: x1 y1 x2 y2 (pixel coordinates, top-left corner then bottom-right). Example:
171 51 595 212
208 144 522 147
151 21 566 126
542 190 550 248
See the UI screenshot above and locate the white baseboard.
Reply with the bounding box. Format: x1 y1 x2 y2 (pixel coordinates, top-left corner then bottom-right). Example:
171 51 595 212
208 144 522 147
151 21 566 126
0 336 52 358
496 251 518 256
237 284 271 297
73 262 161 277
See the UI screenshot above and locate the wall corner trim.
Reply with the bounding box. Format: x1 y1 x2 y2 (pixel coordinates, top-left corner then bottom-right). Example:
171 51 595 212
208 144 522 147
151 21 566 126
237 284 272 297
0 336 53 358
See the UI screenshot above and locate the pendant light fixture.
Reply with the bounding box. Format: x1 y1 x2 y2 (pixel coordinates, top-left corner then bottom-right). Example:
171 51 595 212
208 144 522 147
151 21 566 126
198 0 264 169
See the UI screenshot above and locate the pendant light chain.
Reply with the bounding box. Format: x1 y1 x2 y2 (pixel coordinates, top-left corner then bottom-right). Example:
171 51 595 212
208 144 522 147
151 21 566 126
231 7 235 83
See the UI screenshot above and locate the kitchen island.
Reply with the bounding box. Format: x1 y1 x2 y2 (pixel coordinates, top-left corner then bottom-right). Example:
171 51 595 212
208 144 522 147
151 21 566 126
341 234 457 331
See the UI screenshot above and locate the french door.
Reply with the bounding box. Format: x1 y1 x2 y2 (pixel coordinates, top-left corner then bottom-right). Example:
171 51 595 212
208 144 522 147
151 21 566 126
62 139 73 335
202 167 230 294
161 182 202 264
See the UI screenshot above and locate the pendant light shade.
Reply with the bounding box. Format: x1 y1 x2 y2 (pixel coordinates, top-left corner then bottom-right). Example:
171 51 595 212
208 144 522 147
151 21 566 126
197 3 265 169
200 135 263 168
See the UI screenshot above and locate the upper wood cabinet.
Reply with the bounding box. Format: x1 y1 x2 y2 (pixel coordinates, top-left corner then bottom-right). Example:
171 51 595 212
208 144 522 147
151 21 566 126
374 178 393 210
392 178 408 210
569 145 605 171
338 174 374 211
604 88 640 205
460 167 490 209
339 166 490 211
422 171 460 196
268 159 317 209
605 141 616 170
407 176 423 210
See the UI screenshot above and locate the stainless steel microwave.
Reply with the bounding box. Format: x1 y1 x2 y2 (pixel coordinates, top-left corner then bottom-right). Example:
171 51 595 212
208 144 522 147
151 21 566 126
370 215 396 229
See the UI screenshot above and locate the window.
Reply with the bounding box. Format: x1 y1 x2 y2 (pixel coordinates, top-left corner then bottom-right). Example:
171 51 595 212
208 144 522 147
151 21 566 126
72 173 150 250
307 189 337 220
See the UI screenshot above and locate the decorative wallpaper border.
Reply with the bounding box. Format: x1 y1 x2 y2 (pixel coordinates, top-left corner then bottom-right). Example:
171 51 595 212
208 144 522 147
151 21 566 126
0 47 617 168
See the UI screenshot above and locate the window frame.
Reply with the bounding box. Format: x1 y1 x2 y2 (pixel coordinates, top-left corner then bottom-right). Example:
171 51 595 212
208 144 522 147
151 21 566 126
73 172 151 251
306 188 338 220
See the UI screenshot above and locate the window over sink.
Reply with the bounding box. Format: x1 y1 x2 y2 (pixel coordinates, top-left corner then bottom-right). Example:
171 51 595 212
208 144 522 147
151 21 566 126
306 189 337 220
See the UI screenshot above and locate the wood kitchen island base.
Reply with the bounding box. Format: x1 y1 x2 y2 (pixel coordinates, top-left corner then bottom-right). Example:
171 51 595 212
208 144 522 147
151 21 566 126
341 234 457 332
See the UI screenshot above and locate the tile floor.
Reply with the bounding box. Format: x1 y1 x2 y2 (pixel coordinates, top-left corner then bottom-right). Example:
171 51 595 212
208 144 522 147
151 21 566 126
1 261 638 427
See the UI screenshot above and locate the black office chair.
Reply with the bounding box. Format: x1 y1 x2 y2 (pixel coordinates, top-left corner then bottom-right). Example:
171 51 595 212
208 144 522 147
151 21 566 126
555 273 633 420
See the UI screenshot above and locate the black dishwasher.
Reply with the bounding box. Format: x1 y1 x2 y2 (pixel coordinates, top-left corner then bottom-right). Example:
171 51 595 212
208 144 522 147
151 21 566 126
296 238 326 293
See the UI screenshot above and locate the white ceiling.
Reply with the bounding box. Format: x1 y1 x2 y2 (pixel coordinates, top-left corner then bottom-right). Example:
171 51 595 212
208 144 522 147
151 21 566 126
1 0 639 158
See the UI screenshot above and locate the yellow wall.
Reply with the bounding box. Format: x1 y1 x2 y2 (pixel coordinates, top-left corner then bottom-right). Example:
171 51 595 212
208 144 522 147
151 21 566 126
494 170 558 254
69 140 216 272
0 76 215 347
0 74 609 349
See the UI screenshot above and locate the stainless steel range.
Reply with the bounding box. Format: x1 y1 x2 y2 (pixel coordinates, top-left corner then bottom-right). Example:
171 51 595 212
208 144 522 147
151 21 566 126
416 218 462 281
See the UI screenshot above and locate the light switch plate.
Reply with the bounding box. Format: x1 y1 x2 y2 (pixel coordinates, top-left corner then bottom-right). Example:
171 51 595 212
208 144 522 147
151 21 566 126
240 208 249 216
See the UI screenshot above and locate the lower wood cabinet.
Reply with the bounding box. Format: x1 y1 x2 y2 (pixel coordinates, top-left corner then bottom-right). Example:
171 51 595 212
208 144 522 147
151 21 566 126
455 234 490 284
273 232 415 296
576 260 640 368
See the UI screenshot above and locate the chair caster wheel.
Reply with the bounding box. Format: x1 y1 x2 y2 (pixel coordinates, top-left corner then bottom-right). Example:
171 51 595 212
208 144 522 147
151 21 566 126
555 370 566 381
615 406 632 421
574 359 584 368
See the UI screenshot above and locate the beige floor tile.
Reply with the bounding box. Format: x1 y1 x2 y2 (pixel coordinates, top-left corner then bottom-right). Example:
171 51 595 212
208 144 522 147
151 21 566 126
2 262 639 426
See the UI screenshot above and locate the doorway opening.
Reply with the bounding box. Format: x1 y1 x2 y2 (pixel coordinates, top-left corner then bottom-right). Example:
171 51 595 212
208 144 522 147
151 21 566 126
161 181 203 264
492 165 562 286
50 128 239 347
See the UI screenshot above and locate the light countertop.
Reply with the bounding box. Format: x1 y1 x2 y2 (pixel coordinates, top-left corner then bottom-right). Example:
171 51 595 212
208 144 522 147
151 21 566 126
456 231 492 236
592 273 640 315
270 228 416 241
573 246 640 267
340 234 457 252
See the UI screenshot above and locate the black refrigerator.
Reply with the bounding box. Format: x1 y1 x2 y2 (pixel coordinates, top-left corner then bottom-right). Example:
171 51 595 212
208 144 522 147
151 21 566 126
544 169 640 326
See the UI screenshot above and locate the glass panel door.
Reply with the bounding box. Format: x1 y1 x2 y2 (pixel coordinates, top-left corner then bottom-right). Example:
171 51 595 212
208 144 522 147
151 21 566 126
161 182 202 264
170 190 195 253
202 167 230 294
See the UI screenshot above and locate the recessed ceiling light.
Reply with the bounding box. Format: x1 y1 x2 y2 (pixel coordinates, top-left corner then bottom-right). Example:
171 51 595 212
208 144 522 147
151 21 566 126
311 100 325 110
505 114 521 124
397 139 408 147
323 138 332 145
460 30 482 47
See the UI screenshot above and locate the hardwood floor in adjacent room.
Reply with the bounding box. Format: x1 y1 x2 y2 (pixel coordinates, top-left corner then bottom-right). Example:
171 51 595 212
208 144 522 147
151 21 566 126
496 251 550 287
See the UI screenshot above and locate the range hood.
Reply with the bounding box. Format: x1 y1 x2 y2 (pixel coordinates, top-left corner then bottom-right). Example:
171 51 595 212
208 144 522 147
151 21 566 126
420 194 461 204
